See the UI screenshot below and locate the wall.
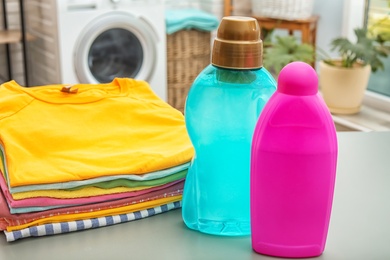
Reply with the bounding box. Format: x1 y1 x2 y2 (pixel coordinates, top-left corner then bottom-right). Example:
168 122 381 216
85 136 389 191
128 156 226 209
313 0 345 58
0 0 24 85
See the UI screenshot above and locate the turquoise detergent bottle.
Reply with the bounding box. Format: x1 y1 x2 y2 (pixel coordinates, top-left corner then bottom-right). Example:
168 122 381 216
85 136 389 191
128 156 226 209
182 16 276 236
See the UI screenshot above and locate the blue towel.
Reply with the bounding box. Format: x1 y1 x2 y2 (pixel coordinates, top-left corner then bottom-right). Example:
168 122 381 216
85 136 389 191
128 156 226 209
165 9 219 35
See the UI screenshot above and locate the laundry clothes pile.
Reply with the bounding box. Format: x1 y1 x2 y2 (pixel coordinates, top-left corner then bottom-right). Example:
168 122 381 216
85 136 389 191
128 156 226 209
0 78 194 242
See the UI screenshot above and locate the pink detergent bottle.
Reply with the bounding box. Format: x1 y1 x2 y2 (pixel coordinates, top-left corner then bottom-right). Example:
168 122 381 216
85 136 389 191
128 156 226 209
250 62 338 258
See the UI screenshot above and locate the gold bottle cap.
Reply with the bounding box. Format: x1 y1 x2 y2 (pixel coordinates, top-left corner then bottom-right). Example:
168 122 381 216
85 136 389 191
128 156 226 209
212 16 263 69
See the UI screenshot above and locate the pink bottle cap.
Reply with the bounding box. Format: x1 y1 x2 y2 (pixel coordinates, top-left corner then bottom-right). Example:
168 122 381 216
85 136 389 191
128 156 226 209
277 62 318 96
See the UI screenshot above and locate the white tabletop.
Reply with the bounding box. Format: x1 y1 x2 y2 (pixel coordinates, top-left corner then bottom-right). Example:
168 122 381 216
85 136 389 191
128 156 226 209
0 131 389 260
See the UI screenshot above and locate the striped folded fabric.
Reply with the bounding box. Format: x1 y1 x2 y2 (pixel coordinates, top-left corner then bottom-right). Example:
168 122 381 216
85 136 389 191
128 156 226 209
4 201 182 242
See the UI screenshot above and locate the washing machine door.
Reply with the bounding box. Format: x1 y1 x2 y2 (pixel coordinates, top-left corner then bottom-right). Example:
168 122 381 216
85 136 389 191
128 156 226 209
74 11 157 84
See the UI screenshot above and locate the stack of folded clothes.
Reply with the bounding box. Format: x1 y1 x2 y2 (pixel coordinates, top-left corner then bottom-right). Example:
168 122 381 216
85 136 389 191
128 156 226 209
0 78 194 242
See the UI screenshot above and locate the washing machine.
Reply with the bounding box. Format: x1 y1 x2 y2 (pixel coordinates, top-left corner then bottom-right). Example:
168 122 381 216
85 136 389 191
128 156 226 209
55 0 167 100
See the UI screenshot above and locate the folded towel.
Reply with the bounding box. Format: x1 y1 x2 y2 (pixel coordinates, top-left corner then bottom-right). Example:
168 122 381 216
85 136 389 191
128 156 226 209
166 8 219 34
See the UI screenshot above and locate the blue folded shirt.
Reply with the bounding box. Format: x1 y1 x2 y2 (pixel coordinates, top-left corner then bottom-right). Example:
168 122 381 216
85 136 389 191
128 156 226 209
165 9 219 34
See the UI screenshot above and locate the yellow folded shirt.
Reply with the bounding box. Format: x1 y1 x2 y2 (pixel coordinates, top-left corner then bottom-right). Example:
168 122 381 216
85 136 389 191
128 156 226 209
0 78 194 188
6 195 181 231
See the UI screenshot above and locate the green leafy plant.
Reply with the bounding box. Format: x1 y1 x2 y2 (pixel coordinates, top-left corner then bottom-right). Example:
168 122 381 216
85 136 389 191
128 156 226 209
319 28 390 72
263 35 314 77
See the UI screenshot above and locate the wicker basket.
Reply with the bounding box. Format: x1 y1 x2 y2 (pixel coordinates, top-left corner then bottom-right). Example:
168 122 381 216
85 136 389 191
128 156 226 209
251 0 314 20
167 30 211 113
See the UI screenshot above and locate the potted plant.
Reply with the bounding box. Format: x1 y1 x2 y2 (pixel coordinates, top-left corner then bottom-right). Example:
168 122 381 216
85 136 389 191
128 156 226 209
318 28 390 114
263 34 315 79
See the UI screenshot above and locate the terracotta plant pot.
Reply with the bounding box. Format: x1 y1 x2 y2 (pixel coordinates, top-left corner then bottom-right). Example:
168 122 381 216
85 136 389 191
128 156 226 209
319 60 371 114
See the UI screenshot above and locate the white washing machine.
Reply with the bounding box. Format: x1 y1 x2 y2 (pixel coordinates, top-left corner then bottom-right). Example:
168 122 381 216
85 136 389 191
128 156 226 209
56 0 167 100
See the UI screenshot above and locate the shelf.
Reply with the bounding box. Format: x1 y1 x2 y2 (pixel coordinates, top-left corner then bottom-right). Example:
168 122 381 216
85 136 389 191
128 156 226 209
0 30 34 44
332 105 390 132
0 29 22 44
0 29 33 44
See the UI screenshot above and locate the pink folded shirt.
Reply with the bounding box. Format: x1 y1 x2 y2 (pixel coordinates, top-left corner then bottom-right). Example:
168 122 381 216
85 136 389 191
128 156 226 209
0 173 183 208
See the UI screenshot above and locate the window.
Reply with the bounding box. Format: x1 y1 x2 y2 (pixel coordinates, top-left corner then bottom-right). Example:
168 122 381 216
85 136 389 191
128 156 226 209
365 0 390 97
